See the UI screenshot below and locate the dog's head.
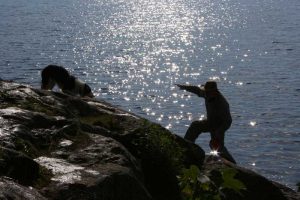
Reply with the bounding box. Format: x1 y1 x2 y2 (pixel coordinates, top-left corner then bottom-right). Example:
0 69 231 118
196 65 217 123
82 84 94 98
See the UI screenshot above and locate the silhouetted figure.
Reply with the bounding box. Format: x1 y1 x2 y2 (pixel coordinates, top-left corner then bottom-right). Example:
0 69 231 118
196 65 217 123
41 65 94 98
176 81 236 163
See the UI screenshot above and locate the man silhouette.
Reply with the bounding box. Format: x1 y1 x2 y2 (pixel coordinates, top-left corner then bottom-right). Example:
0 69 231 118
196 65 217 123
176 81 236 163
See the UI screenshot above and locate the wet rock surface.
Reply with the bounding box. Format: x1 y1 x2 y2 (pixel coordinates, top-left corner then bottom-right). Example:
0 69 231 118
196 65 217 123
0 81 298 200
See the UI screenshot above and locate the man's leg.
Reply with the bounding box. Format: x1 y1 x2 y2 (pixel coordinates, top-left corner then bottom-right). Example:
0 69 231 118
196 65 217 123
210 129 236 163
218 145 236 164
184 120 209 143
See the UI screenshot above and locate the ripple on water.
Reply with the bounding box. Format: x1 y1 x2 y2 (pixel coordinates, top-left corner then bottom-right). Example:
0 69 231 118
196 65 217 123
1 0 299 190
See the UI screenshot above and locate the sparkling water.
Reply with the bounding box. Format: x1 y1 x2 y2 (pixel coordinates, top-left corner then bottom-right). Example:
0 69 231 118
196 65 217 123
0 0 299 190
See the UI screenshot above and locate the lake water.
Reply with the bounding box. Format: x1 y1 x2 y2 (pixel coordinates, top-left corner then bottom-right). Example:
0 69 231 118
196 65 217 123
0 0 299 190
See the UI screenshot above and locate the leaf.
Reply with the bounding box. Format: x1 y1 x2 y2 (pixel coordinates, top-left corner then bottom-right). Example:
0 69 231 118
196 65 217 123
198 174 210 184
213 194 222 200
221 168 246 194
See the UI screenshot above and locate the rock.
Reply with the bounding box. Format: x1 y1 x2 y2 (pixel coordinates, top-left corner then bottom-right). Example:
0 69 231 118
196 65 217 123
202 156 300 200
42 164 151 200
0 81 205 200
0 80 299 200
0 147 40 186
0 177 47 200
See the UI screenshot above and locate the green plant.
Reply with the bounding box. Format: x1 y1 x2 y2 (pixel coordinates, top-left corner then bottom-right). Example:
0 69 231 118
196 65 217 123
179 165 220 200
220 168 246 195
178 165 246 200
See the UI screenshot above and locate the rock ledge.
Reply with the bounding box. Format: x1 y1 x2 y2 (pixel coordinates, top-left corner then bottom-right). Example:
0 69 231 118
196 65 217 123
0 81 298 200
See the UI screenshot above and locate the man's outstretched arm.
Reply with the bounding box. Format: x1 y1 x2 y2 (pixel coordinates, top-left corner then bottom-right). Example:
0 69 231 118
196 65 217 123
175 84 205 97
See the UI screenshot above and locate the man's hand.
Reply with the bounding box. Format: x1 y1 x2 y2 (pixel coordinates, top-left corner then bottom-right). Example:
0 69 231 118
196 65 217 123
175 84 186 90
175 84 205 97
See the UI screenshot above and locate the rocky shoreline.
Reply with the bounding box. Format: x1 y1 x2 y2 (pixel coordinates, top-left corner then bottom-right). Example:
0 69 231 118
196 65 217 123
0 80 299 200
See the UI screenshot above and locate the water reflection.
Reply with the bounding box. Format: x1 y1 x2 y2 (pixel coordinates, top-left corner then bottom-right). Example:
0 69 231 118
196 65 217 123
1 0 299 190
71 0 243 129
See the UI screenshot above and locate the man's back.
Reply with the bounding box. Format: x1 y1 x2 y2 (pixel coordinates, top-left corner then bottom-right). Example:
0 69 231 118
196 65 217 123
205 91 232 128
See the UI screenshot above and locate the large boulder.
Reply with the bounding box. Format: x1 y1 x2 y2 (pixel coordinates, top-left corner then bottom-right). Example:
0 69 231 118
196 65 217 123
0 80 298 200
0 81 204 200
199 157 300 200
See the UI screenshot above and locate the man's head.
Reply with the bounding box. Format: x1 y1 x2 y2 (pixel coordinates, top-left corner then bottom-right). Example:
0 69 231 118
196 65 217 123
204 81 219 98
204 81 218 91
